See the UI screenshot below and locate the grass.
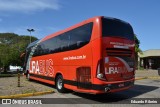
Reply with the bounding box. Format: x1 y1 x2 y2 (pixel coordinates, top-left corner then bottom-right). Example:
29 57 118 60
138 66 144 70
0 74 15 77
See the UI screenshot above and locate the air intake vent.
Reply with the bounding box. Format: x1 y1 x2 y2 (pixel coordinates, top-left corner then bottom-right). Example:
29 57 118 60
106 48 132 57
76 67 91 89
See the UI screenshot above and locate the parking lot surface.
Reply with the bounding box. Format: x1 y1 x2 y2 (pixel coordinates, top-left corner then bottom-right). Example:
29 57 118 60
0 70 160 107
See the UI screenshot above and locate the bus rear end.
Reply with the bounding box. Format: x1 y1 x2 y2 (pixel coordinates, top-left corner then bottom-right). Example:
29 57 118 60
94 17 135 93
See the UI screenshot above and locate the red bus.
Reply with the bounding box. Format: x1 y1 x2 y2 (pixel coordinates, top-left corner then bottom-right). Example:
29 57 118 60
25 16 135 94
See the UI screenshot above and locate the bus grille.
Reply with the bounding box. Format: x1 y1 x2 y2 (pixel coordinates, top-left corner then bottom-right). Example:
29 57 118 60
106 48 132 57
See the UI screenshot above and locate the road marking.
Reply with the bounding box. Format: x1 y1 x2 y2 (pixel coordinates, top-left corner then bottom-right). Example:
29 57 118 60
147 76 160 79
135 76 160 80
135 77 148 80
0 90 54 99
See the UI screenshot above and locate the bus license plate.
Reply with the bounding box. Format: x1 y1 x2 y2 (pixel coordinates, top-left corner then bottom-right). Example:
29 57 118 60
118 83 124 87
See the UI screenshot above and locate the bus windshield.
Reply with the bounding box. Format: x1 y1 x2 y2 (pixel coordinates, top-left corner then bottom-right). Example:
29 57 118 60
24 40 40 70
102 17 134 40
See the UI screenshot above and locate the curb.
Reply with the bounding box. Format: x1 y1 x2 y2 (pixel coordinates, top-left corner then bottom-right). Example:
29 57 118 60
148 76 160 79
135 77 148 80
135 76 160 80
0 90 54 99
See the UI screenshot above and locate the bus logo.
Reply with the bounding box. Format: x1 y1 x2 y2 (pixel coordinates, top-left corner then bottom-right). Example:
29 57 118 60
30 59 54 76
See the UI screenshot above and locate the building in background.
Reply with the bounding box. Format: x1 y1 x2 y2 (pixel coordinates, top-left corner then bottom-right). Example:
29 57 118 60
138 49 160 69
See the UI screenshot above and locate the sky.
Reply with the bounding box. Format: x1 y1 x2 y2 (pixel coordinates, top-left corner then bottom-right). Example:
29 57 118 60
0 0 160 51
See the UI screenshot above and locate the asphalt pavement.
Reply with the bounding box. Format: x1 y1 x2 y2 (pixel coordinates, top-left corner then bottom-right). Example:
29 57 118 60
1 69 160 107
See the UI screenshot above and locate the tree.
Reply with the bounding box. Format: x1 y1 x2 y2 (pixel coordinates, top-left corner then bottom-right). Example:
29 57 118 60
134 34 142 69
0 33 38 72
134 34 142 53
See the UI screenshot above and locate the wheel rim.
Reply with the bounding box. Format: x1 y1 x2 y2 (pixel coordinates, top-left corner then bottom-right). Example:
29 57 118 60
27 74 30 79
57 78 63 89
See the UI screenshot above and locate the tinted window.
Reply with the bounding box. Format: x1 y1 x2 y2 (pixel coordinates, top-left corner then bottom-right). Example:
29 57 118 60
69 22 93 50
102 18 134 40
59 34 70 51
33 22 93 56
43 37 59 53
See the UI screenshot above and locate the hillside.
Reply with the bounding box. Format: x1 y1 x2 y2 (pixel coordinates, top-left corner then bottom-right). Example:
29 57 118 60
0 33 38 72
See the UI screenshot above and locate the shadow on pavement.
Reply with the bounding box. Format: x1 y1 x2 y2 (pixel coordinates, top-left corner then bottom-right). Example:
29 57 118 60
71 84 159 103
27 79 159 104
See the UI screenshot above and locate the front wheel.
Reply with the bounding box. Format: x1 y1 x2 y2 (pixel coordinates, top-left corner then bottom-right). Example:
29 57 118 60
56 75 66 93
26 73 30 81
158 68 160 76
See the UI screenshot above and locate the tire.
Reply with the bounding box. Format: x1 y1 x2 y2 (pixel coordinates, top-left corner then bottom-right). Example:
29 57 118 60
27 73 30 81
56 75 66 93
158 68 160 76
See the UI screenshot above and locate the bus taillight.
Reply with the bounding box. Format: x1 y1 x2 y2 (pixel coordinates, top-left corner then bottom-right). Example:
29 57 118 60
96 59 106 80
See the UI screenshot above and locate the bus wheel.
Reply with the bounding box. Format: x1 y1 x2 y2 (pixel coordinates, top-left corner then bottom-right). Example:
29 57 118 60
56 75 66 93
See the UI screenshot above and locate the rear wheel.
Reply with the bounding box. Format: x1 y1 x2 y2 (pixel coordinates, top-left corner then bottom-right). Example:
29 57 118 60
56 75 66 93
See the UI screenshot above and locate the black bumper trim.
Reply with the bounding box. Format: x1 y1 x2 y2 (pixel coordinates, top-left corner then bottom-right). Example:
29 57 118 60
92 81 134 91
30 73 55 81
30 73 134 91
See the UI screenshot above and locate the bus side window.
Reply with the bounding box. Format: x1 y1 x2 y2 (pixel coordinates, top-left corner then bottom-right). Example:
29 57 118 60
59 33 70 52
69 22 93 49
33 22 93 56
77 41 85 47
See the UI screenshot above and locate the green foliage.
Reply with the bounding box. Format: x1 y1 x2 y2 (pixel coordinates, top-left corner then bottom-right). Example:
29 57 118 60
134 34 142 53
0 74 14 77
0 33 38 72
134 34 142 69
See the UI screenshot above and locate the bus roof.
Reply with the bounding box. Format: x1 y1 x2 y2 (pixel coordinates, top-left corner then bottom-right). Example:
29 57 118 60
40 16 131 43
41 16 103 42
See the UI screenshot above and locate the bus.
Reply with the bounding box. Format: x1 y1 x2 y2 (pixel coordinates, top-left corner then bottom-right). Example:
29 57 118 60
25 16 135 94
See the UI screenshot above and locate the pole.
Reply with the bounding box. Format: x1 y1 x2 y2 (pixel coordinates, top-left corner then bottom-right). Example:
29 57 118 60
27 29 35 44
29 31 31 43
17 69 20 87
